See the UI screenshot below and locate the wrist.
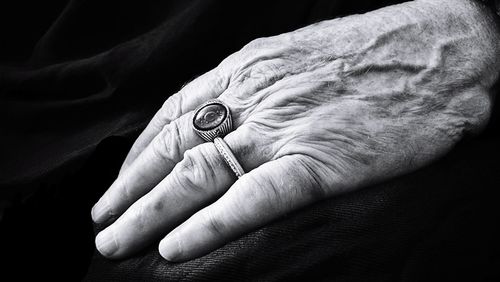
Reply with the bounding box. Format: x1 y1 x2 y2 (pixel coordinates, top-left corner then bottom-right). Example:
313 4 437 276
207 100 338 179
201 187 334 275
416 0 500 35
413 0 500 84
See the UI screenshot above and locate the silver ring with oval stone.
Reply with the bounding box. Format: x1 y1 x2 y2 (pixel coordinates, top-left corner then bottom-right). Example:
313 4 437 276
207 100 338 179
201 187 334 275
192 99 245 178
192 99 233 142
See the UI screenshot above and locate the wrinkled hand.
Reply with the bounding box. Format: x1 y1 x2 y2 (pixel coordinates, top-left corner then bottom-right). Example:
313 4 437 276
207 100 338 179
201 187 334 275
92 0 500 262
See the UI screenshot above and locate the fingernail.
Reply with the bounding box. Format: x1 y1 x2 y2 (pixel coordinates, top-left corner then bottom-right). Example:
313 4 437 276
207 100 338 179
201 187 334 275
159 233 182 262
96 230 118 257
91 200 110 224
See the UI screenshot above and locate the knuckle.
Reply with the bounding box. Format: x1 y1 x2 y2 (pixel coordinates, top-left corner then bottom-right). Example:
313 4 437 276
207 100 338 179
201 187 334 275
237 123 258 140
226 40 293 94
255 59 286 78
172 151 200 194
175 145 218 194
234 37 277 69
201 208 227 237
230 123 267 161
456 88 492 133
238 157 327 214
241 173 281 212
152 122 182 165
231 58 287 92
243 37 268 51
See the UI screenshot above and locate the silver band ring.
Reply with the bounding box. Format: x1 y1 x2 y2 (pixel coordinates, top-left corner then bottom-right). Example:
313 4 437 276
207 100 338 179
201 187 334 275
192 99 245 178
214 137 245 178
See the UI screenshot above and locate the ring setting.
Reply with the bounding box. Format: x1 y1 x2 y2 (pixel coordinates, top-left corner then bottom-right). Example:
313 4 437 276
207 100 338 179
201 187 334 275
192 99 233 142
192 99 245 178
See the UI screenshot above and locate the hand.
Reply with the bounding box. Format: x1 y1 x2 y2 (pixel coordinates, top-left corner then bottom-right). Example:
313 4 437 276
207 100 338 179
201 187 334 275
91 0 500 262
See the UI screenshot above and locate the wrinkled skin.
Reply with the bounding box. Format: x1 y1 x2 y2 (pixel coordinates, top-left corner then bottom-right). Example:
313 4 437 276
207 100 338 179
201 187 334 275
91 0 500 262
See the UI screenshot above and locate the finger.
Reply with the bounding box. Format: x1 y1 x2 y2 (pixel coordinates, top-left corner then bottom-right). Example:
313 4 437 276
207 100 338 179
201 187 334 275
92 111 205 225
158 154 329 262
120 68 228 174
95 126 269 259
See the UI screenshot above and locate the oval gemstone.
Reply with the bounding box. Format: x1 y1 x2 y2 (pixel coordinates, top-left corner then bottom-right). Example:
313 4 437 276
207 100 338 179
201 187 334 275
194 104 227 130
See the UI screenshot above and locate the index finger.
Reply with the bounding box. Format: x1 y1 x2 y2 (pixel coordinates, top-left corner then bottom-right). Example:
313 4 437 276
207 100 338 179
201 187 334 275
120 68 228 174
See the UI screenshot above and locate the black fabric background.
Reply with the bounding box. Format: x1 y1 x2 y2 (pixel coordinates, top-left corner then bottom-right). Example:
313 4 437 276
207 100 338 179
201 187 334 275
1 0 499 281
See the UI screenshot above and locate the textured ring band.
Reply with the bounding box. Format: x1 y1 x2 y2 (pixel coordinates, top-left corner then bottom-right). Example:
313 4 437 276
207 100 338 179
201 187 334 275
213 137 245 178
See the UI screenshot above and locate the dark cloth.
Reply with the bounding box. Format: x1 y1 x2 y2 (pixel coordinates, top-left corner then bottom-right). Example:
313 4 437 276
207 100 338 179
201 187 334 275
1 0 499 281
482 0 500 15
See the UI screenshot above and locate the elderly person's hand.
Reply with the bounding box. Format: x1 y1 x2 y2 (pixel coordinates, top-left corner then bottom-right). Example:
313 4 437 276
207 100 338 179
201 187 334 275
91 0 500 262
